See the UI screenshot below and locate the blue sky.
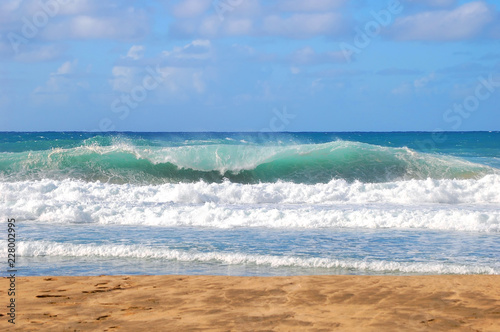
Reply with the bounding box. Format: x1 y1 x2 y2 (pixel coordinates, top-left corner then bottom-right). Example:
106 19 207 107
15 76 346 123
0 0 499 131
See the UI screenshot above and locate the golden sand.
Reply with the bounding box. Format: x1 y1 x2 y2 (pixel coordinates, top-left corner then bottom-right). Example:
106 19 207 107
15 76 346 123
1 275 499 331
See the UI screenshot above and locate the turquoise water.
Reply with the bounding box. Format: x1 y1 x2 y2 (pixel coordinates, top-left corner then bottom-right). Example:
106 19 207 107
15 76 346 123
0 132 498 183
1 132 499 276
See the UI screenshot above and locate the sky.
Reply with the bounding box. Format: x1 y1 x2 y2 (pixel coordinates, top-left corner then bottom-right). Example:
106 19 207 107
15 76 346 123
0 0 499 132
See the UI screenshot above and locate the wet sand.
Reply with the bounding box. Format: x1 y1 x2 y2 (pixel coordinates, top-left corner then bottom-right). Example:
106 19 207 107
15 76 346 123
1 275 499 331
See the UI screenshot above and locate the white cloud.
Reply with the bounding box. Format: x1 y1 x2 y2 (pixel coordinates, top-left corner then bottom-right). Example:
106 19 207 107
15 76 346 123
390 72 437 96
192 71 206 93
109 66 139 92
150 66 208 98
19 0 96 17
173 0 212 18
33 60 87 102
198 16 221 37
169 0 347 39
126 45 145 60
0 0 31 25
12 44 65 62
392 1 494 41
0 40 11 56
168 0 499 41
291 46 345 65
225 18 254 35
56 60 76 75
1 0 22 11
110 40 212 98
276 0 348 12
403 0 457 7
44 11 149 40
159 41 213 95
0 1 149 42
223 0 262 17
0 0 139 61
231 44 256 56
391 82 412 95
162 40 212 61
0 0 22 18
414 72 435 88
262 13 344 38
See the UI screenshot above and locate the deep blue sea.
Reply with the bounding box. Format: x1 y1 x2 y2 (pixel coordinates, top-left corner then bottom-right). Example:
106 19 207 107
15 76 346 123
1 132 499 276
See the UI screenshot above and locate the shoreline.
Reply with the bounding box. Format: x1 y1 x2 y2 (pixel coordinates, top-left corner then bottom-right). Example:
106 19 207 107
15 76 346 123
1 275 499 331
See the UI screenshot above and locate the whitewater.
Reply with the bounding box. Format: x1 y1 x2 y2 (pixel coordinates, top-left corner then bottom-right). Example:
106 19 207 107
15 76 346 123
1 132 499 276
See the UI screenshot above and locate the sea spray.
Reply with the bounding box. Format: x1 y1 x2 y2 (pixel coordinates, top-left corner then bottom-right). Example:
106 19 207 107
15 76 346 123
0 140 495 184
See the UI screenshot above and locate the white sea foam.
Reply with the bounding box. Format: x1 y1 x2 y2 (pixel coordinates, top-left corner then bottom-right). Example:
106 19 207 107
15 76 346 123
2 175 499 205
1 176 499 231
5 241 498 275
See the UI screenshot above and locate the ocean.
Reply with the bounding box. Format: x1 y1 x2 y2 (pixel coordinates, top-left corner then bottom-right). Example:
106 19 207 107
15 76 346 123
1 132 499 276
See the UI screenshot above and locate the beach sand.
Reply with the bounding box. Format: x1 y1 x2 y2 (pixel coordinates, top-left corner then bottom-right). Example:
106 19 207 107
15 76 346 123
1 275 499 331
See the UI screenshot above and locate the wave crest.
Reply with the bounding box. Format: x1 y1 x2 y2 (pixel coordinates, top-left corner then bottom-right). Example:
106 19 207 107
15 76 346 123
0 140 496 184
